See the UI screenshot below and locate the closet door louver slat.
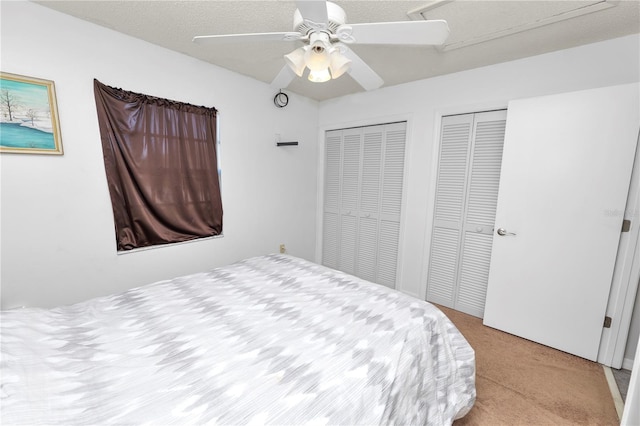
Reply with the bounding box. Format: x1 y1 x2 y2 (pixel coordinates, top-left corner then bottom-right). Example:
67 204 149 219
457 232 494 317
322 131 342 270
357 217 378 282
465 120 506 227
427 227 459 304
456 118 506 316
340 215 357 275
341 131 361 213
357 128 383 282
381 124 407 218
378 219 401 288
360 131 382 214
322 213 339 269
339 129 362 275
433 123 472 225
377 123 406 288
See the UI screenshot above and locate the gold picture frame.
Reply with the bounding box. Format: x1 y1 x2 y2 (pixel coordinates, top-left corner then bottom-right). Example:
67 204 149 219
0 72 63 155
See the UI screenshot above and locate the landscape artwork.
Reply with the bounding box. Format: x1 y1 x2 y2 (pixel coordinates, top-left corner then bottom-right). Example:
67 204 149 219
0 72 63 154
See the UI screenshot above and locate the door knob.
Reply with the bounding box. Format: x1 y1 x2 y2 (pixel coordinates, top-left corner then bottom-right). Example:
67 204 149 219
497 228 516 236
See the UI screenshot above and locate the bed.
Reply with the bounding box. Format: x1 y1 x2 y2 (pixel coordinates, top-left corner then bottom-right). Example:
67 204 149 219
0 254 475 425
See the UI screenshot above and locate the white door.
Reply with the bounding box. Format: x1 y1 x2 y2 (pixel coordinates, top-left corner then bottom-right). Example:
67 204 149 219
483 83 639 361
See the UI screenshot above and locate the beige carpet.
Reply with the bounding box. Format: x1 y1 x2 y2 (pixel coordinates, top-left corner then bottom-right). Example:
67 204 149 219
439 306 619 426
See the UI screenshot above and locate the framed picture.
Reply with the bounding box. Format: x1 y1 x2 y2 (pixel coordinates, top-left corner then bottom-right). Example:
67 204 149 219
0 72 63 155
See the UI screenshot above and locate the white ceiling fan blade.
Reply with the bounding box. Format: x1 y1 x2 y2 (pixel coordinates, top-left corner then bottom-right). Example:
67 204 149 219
295 0 328 25
270 66 296 90
341 47 383 91
193 32 301 44
346 20 450 45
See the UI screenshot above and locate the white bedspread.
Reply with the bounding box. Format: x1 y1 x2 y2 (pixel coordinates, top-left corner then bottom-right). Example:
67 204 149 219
1 254 475 425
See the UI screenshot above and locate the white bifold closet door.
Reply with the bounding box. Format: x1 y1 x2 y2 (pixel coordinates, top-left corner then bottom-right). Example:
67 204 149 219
322 122 406 288
426 110 507 317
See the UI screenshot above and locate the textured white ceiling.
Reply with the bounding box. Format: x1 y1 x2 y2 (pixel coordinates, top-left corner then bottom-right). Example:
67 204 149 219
37 0 640 101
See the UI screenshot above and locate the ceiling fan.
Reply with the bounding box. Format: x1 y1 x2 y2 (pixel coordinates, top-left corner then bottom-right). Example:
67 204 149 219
193 1 450 92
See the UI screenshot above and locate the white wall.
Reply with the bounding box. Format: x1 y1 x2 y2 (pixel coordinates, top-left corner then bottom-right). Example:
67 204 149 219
317 35 640 358
0 1 320 309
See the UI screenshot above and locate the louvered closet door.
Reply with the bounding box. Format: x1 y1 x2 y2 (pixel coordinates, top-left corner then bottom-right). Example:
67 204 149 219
339 128 363 275
357 127 383 283
377 123 406 287
427 110 506 318
322 130 342 270
322 122 406 289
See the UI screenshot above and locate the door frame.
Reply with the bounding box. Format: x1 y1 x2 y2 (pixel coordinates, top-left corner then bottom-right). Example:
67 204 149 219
597 129 640 369
423 97 640 367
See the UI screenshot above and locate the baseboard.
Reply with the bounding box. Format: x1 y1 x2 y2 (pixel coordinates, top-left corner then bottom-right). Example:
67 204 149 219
622 357 635 371
603 366 624 420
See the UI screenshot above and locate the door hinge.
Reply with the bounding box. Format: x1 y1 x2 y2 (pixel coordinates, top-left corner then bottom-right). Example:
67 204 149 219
621 219 631 233
603 316 612 328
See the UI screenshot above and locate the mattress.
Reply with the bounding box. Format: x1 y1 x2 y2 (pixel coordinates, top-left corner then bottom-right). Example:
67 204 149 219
0 254 475 425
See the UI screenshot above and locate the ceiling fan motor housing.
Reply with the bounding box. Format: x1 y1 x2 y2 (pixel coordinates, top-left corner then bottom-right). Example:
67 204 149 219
293 1 346 35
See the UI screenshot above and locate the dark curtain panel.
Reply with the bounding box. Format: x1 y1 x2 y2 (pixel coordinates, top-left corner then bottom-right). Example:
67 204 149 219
94 79 222 251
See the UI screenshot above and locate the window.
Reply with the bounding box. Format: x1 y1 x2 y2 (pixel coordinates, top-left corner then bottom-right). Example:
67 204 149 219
94 79 222 251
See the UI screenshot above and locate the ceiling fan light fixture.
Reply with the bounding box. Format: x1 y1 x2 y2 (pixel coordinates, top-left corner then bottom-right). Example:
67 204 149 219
304 44 331 71
329 49 351 79
284 46 307 77
308 68 331 83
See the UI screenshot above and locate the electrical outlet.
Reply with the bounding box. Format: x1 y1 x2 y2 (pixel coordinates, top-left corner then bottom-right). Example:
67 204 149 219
279 244 286 254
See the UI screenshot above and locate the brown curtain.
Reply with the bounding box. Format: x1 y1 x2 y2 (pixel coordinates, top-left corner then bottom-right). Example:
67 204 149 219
94 79 222 251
